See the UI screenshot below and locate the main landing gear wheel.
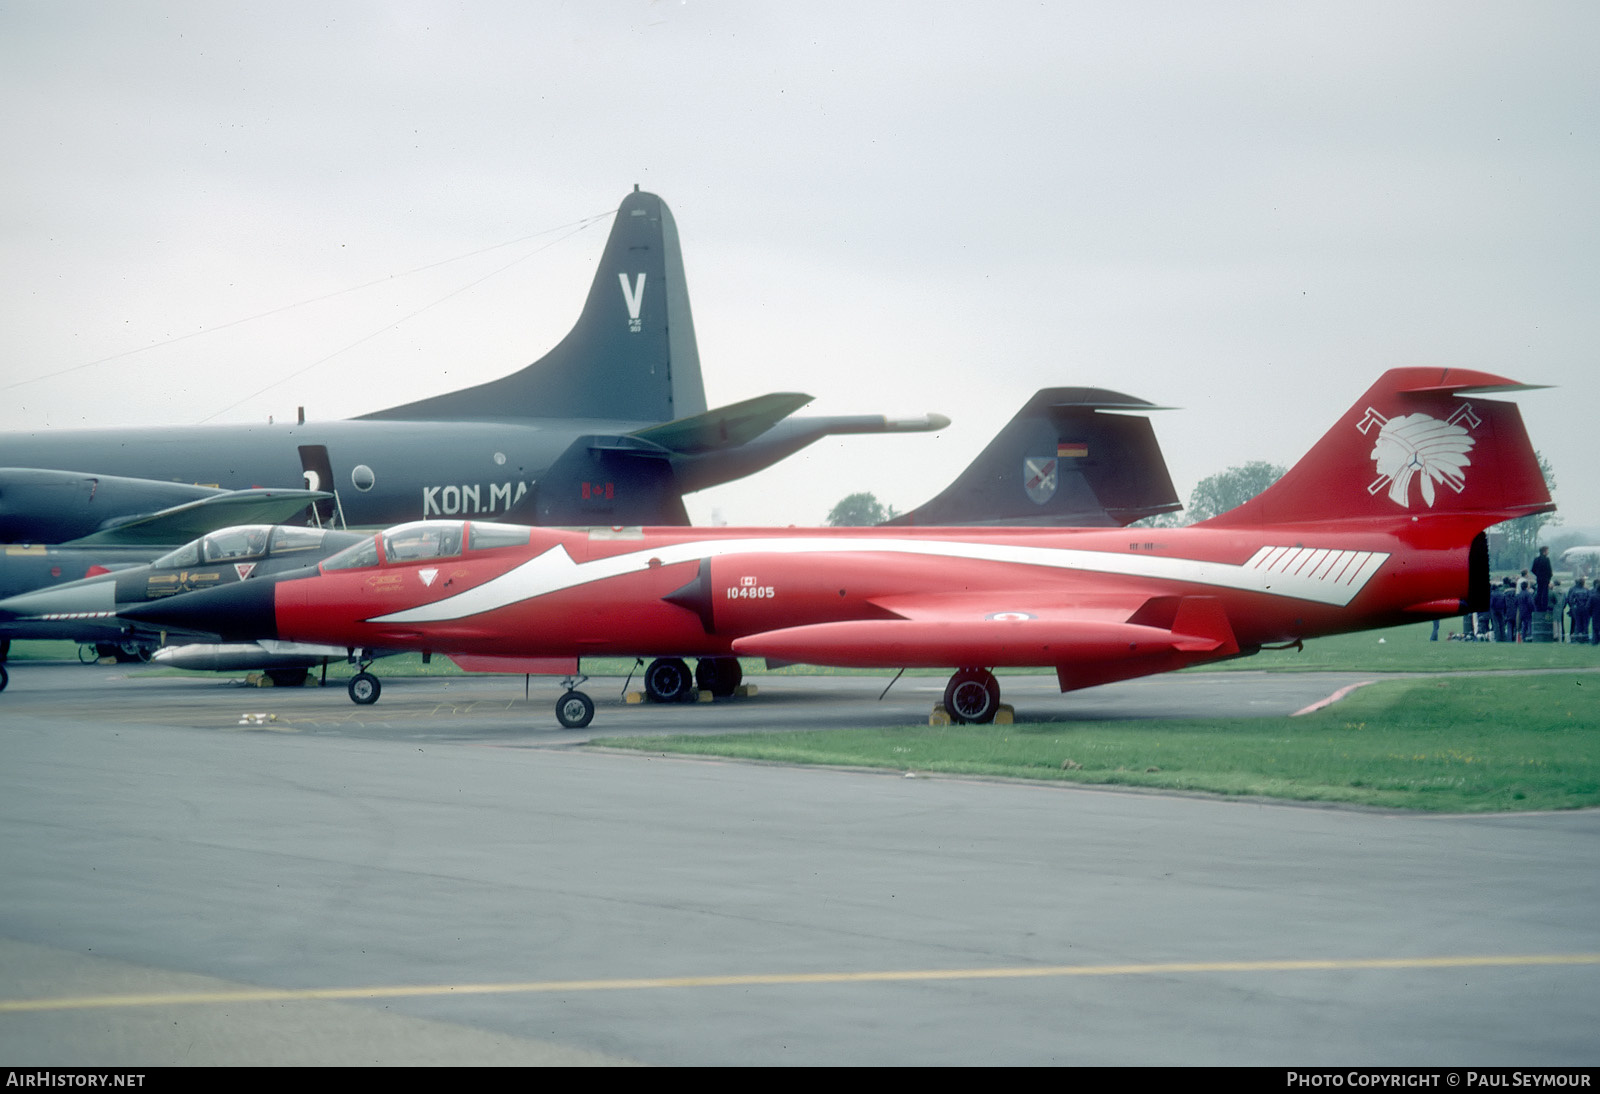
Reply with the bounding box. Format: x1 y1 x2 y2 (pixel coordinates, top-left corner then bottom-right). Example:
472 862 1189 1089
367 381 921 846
266 668 309 688
78 644 98 664
0 664 8 692
555 690 595 729
944 668 1001 724
348 671 382 705
643 657 693 703
695 657 743 698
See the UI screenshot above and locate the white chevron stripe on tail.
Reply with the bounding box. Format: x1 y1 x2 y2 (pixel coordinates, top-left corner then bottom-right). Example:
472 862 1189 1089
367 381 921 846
1242 546 1387 603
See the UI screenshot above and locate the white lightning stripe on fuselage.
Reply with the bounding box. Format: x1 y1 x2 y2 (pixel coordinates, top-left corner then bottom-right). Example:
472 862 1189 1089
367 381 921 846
368 536 1392 625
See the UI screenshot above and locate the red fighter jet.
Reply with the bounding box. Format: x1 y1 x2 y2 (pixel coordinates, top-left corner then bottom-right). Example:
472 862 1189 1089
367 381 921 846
128 368 1552 730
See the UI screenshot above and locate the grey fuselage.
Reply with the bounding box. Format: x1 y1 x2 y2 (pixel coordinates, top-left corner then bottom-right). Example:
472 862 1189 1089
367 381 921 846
0 416 650 529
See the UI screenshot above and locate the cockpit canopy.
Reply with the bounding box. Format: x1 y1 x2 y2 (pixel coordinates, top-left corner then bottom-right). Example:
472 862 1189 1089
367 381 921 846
148 524 333 570
320 521 533 572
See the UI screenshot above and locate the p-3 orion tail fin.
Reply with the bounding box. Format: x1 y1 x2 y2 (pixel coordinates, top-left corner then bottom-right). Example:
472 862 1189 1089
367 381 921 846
358 187 706 425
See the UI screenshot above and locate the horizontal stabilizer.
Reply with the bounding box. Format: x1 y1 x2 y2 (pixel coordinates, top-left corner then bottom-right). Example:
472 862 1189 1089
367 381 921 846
1385 371 1551 396
666 411 949 495
538 399 948 519
632 392 814 455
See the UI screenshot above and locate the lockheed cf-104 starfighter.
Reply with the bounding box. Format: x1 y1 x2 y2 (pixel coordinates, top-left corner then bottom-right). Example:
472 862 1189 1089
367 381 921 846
124 369 1552 728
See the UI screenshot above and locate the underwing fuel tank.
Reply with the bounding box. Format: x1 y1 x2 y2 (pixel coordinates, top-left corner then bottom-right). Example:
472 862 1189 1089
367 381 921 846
150 641 345 672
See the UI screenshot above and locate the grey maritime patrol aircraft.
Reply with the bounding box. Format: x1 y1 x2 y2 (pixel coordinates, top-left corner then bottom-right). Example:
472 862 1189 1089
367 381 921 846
0 187 947 545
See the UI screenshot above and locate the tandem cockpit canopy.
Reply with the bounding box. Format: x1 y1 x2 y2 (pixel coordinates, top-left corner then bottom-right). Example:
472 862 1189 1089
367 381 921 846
321 521 536 572
148 524 337 570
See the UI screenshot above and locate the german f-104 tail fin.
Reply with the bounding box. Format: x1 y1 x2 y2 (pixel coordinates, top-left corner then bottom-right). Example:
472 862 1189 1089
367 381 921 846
887 388 1180 527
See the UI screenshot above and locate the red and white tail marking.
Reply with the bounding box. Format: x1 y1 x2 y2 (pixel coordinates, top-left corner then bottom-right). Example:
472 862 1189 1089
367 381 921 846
1244 546 1387 595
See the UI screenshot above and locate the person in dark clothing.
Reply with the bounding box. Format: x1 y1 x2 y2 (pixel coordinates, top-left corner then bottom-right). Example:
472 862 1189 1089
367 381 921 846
1517 581 1536 641
1491 577 1513 642
1532 547 1554 611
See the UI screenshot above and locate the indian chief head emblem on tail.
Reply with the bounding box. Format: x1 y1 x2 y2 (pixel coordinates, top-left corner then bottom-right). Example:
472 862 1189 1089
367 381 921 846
1358 403 1479 509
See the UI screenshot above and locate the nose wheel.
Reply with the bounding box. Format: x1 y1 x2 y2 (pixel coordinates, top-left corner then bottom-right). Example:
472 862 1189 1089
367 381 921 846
347 671 382 705
555 689 595 728
554 670 594 728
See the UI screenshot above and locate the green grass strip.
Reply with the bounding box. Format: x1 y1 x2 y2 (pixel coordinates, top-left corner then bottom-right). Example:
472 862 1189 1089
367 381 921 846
598 673 1600 813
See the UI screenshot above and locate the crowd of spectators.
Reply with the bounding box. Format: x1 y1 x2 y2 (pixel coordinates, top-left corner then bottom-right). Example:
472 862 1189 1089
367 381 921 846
1446 547 1597 643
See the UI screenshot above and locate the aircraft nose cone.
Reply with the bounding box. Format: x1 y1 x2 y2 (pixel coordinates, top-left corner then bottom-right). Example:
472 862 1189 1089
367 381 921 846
122 579 279 642
0 576 117 620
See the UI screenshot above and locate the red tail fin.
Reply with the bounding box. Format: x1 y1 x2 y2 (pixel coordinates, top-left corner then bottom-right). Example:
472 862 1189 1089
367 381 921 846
1199 368 1553 530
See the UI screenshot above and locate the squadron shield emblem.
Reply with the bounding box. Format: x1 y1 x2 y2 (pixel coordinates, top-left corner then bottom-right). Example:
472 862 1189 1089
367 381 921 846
1357 403 1479 509
1023 457 1058 505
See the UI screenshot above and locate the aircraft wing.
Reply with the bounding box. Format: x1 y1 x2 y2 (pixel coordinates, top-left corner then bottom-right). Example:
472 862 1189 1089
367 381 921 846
731 591 1239 673
64 488 332 546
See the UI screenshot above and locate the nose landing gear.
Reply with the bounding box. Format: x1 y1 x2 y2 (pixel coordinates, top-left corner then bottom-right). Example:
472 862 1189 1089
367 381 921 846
347 671 381 705
555 671 594 728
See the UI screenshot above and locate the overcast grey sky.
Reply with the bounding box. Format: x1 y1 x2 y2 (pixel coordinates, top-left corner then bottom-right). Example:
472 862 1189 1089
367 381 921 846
3 1 1596 531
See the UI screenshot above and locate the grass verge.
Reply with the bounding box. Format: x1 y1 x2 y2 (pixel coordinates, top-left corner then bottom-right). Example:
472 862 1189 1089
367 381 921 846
1190 622 1600 673
597 673 1600 813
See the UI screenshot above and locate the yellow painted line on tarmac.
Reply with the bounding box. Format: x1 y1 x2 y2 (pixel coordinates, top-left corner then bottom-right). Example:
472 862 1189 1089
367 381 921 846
4 954 1598 1014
